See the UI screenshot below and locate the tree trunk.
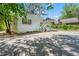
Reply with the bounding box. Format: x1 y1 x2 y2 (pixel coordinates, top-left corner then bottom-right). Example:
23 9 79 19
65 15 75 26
4 16 12 35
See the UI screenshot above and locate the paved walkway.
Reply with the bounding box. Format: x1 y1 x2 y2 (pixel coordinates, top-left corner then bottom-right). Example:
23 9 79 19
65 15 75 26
0 31 79 56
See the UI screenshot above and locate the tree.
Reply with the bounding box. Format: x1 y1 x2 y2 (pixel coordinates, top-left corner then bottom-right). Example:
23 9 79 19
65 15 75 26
25 3 53 15
0 3 53 34
60 3 79 19
0 3 26 34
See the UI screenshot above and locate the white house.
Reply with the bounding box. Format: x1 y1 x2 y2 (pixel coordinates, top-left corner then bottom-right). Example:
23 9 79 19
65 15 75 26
12 13 43 33
11 13 55 33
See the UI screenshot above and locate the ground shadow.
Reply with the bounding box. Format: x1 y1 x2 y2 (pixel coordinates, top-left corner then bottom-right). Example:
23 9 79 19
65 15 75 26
0 34 79 56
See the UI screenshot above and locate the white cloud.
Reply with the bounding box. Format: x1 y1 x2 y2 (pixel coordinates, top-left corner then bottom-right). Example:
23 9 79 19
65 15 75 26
54 16 59 18
53 16 59 20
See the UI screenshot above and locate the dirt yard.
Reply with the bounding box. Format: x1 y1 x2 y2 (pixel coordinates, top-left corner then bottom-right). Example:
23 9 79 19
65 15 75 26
0 31 79 56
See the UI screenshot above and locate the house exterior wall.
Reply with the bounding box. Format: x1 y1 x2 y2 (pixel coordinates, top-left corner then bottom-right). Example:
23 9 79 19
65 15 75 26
11 17 18 33
60 18 79 24
16 14 43 33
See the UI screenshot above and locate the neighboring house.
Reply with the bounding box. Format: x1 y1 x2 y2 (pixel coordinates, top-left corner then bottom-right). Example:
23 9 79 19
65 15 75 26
12 13 43 33
60 17 79 24
42 18 54 31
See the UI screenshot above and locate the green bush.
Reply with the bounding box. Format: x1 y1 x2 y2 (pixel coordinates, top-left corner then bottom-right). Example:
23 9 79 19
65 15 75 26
51 24 79 31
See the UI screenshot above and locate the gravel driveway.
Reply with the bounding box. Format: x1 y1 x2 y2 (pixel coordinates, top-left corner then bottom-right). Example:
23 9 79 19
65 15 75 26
0 31 79 56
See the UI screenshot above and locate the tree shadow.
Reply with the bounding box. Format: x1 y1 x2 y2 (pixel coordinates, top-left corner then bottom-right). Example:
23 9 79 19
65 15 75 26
51 34 79 56
0 34 79 56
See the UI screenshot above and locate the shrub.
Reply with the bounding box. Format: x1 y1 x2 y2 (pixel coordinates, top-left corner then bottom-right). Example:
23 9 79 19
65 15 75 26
51 24 79 31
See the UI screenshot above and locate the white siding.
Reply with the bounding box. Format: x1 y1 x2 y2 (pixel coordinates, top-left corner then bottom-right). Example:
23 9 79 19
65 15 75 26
17 14 43 33
61 18 79 24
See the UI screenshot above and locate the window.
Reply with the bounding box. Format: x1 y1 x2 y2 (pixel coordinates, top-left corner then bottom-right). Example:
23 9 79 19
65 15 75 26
40 22 43 26
22 15 32 25
27 19 32 25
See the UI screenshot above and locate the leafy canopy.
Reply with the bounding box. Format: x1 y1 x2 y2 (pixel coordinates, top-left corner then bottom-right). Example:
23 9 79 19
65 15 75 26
60 4 79 19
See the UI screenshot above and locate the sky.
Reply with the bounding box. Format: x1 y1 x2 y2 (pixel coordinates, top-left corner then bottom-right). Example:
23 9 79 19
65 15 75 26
42 3 65 20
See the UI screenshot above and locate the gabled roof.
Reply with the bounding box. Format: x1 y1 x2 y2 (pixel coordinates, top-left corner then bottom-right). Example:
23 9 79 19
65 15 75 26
43 19 54 23
45 17 52 20
43 17 54 22
60 17 79 24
